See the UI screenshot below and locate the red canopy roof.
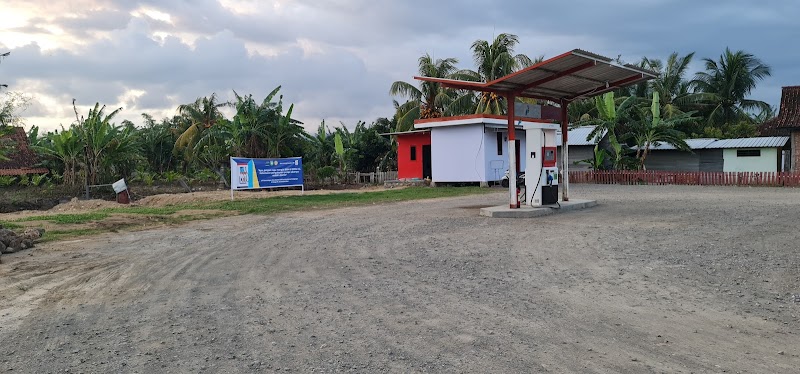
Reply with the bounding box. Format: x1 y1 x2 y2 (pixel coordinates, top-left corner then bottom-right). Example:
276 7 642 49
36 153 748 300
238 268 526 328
415 49 657 102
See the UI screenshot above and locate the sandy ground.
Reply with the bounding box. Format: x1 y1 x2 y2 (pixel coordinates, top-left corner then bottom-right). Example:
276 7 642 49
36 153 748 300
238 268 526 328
1 184 799 373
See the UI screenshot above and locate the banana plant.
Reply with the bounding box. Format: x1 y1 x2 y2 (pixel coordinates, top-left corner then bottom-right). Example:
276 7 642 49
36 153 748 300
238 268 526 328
631 91 695 169
578 144 608 170
577 92 638 170
334 131 345 171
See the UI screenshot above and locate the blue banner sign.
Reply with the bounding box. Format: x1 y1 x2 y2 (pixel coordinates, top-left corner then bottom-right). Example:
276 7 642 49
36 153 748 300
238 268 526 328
230 157 304 190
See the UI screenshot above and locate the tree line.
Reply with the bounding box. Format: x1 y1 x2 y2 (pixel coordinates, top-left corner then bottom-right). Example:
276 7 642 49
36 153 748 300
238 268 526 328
2 86 396 187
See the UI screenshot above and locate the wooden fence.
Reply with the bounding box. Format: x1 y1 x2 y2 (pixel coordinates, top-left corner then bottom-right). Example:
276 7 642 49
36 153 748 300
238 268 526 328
568 170 800 187
305 170 399 186
349 171 398 184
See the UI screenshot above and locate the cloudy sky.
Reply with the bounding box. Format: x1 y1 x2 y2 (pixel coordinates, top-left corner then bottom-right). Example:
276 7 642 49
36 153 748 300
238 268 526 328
1 0 798 132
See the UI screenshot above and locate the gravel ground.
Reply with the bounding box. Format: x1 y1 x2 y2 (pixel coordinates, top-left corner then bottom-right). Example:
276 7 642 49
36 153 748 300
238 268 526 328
1 184 799 373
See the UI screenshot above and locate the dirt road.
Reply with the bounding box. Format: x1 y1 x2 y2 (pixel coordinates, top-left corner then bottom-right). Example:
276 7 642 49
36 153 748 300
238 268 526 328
1 185 799 372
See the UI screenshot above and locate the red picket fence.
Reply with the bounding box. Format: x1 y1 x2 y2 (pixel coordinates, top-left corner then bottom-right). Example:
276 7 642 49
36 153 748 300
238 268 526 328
568 170 800 187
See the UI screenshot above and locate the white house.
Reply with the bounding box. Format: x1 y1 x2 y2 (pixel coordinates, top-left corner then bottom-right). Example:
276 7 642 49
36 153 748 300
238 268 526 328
644 136 789 172
411 114 599 184
414 114 531 184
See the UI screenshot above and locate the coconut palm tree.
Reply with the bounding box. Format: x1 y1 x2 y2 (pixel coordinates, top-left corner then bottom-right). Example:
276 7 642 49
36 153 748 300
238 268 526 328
174 93 226 162
390 53 475 131
642 52 697 119
469 33 534 114
691 48 772 131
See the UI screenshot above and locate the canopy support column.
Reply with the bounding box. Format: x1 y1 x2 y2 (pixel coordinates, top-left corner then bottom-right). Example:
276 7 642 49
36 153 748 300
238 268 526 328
560 100 569 202
507 94 518 209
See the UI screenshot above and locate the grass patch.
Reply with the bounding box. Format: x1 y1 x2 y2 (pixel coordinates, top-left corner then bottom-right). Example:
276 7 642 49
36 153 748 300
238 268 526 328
0 221 24 229
16 212 110 224
103 206 186 215
42 228 108 242
207 186 491 214
25 186 491 242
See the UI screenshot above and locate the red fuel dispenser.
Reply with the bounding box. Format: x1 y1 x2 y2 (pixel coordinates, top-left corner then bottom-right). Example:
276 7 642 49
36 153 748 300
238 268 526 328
542 146 557 168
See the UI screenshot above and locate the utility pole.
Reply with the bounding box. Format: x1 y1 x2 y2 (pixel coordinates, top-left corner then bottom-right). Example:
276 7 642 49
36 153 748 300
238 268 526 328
0 52 9 90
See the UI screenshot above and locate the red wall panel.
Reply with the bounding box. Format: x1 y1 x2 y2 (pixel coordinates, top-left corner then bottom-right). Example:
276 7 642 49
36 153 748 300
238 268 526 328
396 132 431 179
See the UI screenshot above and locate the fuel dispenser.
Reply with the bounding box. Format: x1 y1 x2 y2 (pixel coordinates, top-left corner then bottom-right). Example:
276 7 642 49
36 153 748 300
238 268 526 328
522 123 560 206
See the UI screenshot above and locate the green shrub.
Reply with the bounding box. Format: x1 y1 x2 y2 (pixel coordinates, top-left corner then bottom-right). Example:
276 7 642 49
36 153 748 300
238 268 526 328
0 176 16 187
317 166 336 181
16 175 30 186
30 174 48 187
161 171 183 183
193 169 217 183
134 171 155 186
49 172 63 184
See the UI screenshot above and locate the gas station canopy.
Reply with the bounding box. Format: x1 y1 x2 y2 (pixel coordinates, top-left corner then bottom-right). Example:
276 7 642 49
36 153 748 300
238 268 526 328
413 49 657 208
415 49 657 102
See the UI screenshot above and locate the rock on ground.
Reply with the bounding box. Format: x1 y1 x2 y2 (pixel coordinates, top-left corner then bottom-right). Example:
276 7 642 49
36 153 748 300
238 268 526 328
0 227 44 254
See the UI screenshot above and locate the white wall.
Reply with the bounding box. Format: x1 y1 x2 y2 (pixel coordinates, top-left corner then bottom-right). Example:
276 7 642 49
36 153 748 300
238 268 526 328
517 130 527 172
482 129 527 182
431 125 485 182
722 148 778 172
431 125 531 183
484 130 506 182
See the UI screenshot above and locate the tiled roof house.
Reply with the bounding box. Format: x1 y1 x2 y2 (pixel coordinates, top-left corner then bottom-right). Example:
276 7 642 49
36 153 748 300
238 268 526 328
759 86 800 171
0 127 48 176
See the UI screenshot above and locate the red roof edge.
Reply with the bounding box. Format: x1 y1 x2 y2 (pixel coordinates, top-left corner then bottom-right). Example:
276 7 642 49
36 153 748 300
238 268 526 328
414 113 555 125
0 167 49 176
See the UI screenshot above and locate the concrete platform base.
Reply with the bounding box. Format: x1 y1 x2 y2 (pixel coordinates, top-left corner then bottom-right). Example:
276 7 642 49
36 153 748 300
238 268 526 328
479 199 597 218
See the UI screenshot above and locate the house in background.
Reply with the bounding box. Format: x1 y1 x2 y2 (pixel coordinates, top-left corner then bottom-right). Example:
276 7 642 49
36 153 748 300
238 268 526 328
642 138 719 171
393 129 431 180
555 126 601 171
412 114 534 184
643 136 789 172
758 86 800 171
387 104 562 183
0 127 48 176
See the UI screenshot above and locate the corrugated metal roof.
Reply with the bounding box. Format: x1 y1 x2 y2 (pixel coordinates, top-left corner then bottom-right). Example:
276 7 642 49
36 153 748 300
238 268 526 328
704 136 789 149
644 136 789 151
414 49 657 103
555 126 602 146
647 138 717 150
379 129 430 136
